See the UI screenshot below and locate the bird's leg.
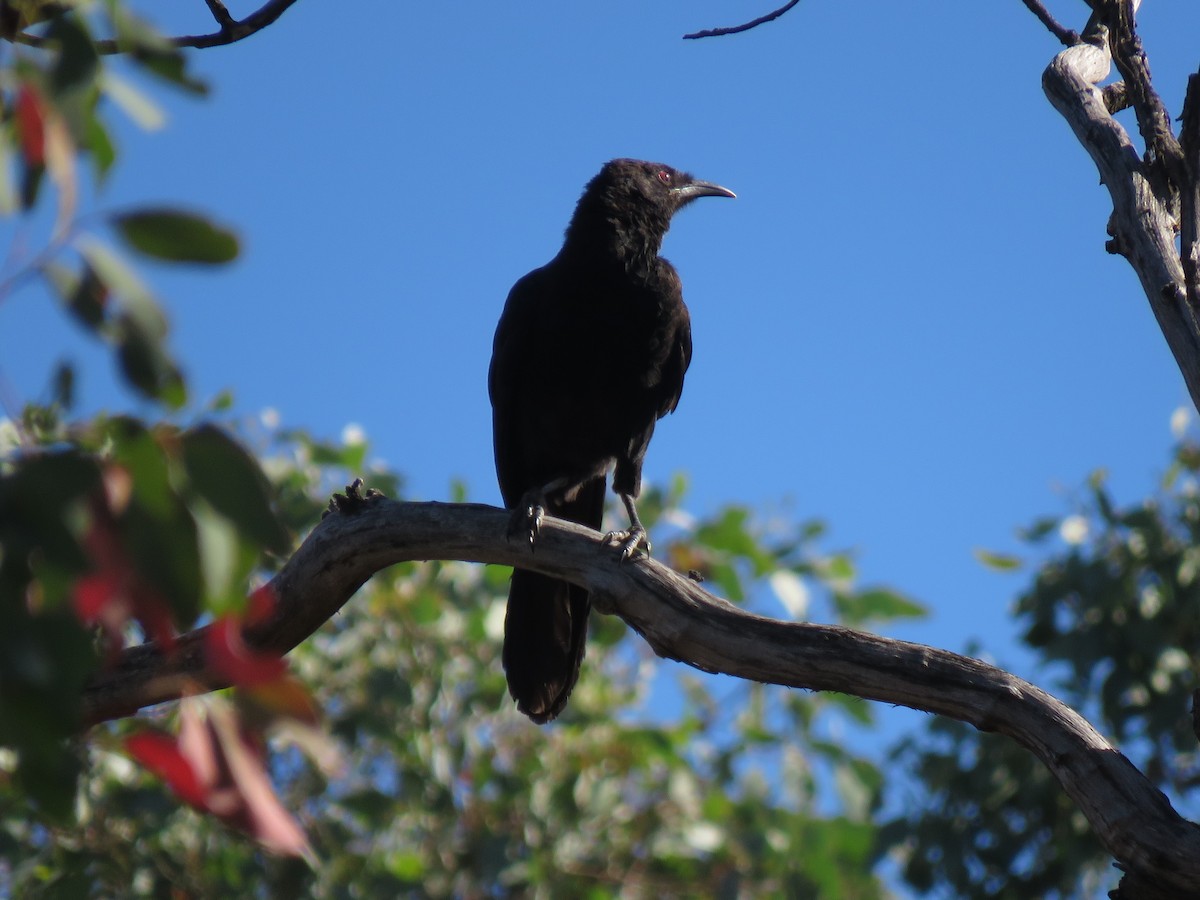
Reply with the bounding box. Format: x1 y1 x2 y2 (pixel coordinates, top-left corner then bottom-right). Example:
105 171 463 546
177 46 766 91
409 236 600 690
507 476 570 550
603 493 651 561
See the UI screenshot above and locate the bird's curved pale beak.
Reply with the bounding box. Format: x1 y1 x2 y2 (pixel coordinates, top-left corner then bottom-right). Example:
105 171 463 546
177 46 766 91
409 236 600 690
673 180 736 201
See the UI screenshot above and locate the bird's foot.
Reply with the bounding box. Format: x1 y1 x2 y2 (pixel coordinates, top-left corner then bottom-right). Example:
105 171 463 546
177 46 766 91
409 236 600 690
507 502 545 549
603 524 651 562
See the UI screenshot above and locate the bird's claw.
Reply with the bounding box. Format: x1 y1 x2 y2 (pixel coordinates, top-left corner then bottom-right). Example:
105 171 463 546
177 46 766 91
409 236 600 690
507 503 545 549
603 525 651 562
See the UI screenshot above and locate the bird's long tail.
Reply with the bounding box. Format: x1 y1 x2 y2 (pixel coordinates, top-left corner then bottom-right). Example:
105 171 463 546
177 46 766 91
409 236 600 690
502 476 605 723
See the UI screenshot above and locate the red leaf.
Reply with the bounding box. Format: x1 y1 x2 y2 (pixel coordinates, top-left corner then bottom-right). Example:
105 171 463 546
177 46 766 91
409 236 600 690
72 572 122 623
131 700 313 859
245 584 276 627
126 731 208 809
15 85 45 166
77 492 178 652
206 616 287 687
131 583 177 651
209 706 312 858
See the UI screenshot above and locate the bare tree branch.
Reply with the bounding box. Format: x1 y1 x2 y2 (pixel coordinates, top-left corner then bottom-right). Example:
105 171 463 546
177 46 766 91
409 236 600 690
1020 0 1080 47
1041 12 1200 415
683 0 801 41
81 498 1200 897
1180 70 1200 318
201 0 238 32
1100 0 1186 182
12 0 300 53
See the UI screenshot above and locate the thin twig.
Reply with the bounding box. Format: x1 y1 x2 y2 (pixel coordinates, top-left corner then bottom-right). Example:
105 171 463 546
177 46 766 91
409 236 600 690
12 0 300 54
1020 0 1080 46
202 0 238 31
683 0 801 40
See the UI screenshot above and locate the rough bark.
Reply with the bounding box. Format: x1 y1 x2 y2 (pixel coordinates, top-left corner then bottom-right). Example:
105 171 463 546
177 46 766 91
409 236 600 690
1040 2 1200 415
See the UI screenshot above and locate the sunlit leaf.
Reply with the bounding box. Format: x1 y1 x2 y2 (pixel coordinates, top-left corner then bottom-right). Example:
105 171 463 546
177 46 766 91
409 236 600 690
76 237 160 332
100 70 164 131
769 569 808 618
0 128 18 215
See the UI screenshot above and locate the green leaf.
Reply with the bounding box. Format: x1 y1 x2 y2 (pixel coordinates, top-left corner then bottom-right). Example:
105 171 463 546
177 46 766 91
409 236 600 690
0 451 100 574
76 237 161 333
109 6 208 95
105 417 173 518
824 554 856 582
47 262 108 333
84 113 116 182
840 588 921 624
0 128 18 215
113 208 239 264
75 238 187 406
191 500 242 606
133 52 209 96
51 363 74 409
115 321 186 408
1017 516 1060 543
182 424 291 555
843 588 926 623
46 15 99 97
973 548 1023 571
208 390 235 412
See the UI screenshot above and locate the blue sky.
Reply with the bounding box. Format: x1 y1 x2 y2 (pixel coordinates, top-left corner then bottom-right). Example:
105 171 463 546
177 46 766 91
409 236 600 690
5 0 1200 788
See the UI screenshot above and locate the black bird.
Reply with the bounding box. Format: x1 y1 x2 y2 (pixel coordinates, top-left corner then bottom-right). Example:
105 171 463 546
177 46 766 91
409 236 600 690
488 158 734 723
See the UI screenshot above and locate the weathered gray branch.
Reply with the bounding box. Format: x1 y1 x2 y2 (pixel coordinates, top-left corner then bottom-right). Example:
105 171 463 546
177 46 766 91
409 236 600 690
82 498 1200 898
1040 3 1200 416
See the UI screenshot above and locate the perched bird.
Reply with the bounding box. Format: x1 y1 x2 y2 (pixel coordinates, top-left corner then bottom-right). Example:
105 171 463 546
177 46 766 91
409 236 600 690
489 158 734 723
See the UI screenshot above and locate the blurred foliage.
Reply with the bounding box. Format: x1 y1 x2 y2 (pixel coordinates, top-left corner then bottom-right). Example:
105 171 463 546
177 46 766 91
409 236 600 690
2 400 922 895
0 0 228 411
888 427 1200 898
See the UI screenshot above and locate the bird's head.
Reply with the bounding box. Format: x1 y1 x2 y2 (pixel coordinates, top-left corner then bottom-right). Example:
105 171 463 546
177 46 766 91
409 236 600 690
565 159 734 265
600 158 736 217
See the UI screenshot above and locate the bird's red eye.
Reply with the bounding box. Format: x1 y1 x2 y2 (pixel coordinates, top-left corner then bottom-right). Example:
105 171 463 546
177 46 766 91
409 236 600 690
656 170 671 184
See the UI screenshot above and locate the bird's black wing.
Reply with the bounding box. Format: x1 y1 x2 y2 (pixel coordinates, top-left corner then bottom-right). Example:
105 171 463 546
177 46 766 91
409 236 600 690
659 300 692 418
490 264 603 723
489 269 541 510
